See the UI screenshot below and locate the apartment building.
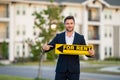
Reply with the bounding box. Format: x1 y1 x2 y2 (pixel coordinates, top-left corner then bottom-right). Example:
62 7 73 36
0 0 120 61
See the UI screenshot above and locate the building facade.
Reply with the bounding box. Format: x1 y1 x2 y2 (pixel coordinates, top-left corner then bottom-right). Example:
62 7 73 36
0 0 120 61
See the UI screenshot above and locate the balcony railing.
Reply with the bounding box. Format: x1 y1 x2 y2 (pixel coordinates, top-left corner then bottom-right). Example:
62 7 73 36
88 16 100 21
0 12 8 18
88 35 100 40
0 32 8 39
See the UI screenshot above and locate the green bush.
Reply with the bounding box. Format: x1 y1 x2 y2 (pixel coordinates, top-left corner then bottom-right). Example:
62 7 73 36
105 57 120 61
47 50 58 61
1 41 8 59
13 57 33 63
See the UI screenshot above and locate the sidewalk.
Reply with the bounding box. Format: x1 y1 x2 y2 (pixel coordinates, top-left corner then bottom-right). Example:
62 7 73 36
100 66 120 73
80 61 120 73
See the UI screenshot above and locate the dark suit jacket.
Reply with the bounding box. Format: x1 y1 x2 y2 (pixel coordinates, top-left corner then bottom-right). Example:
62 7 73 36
47 32 86 73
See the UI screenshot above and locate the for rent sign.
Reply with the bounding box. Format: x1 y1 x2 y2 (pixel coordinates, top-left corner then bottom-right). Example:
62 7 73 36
55 44 93 55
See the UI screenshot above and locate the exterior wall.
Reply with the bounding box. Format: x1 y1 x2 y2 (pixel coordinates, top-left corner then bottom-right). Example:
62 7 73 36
13 3 47 61
102 8 120 59
103 25 113 58
103 8 120 25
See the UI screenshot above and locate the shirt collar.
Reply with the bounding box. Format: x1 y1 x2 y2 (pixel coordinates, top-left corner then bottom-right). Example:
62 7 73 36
65 31 75 37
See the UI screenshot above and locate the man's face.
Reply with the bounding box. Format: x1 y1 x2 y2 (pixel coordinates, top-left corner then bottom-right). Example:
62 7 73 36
64 19 75 32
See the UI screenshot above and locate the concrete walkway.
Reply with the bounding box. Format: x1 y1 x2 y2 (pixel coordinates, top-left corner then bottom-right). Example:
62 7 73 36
80 61 120 73
100 66 120 73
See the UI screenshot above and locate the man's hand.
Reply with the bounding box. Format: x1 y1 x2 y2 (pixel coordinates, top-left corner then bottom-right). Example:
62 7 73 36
88 49 95 56
42 44 53 51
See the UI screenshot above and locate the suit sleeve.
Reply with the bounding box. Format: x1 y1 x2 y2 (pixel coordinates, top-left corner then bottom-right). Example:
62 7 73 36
44 34 58 52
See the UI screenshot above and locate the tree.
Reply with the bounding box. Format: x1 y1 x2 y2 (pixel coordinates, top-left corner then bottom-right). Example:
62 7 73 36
27 0 64 79
28 0 64 61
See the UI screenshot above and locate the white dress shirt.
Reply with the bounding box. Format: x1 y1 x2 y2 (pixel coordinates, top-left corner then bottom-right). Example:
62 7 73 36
65 32 75 45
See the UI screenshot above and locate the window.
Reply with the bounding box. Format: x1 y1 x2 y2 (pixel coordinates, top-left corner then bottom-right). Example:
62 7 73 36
105 47 107 56
33 31 36 36
104 14 107 19
16 25 20 35
105 33 107 37
23 30 25 35
104 28 107 37
22 25 26 35
109 27 112 38
16 45 20 57
0 4 9 17
22 5 26 15
104 10 112 20
16 5 20 15
23 10 25 15
17 10 20 15
88 25 99 40
109 15 112 20
17 51 19 57
16 30 20 35
23 44 25 56
109 32 112 37
109 47 112 56
88 8 100 21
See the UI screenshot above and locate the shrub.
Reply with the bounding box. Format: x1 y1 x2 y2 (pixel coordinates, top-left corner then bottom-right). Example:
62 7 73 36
105 57 120 61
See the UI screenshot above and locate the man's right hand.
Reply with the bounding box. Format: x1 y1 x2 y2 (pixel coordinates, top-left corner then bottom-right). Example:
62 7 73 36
42 44 53 51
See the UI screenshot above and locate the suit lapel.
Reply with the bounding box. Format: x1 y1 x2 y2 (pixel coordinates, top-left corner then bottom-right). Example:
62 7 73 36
63 32 66 44
73 32 76 44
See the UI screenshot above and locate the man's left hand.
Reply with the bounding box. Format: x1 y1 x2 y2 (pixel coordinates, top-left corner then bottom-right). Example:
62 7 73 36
88 50 95 56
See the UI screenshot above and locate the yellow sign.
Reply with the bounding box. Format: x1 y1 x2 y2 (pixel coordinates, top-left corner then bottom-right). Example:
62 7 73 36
55 44 93 55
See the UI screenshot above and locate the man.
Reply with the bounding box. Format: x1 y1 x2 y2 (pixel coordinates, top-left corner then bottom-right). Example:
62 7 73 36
42 16 94 80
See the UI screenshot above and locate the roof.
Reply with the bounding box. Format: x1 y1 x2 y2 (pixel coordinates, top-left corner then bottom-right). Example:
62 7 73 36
31 0 120 6
57 0 86 3
32 0 86 3
104 0 120 6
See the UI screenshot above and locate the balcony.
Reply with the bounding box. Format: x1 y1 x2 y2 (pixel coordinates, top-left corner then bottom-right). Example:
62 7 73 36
0 22 9 39
88 25 100 40
88 8 100 21
0 4 9 18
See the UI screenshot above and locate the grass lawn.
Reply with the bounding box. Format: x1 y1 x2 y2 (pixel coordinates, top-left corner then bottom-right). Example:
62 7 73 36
11 61 56 66
0 75 33 80
0 75 48 80
84 60 120 66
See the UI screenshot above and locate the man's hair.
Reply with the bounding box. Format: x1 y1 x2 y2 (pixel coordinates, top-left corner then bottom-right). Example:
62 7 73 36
64 16 75 23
